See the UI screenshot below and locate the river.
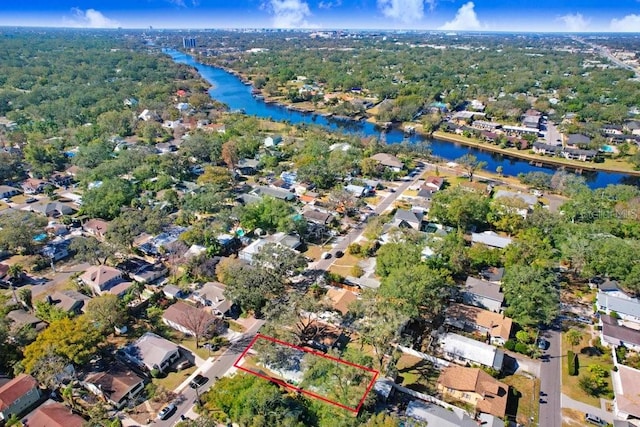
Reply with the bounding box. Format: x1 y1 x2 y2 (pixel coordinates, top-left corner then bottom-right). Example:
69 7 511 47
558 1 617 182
164 49 639 189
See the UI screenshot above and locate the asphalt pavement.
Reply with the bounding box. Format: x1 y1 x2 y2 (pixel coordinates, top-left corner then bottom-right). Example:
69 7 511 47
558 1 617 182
538 328 562 427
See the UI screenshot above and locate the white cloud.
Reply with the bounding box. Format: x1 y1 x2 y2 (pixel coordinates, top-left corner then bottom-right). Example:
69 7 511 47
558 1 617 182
559 13 590 32
65 8 119 28
318 0 342 10
264 0 312 28
166 0 200 7
439 2 482 31
377 0 433 24
610 14 640 32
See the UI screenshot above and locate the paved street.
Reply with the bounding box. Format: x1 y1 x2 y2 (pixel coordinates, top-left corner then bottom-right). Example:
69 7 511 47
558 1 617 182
539 328 562 427
314 171 426 272
149 319 265 427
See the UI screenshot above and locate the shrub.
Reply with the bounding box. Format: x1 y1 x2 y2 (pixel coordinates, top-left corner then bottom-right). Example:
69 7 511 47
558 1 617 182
504 340 516 351
150 368 160 378
351 265 364 277
568 350 579 376
514 342 529 354
347 243 362 256
610 310 620 319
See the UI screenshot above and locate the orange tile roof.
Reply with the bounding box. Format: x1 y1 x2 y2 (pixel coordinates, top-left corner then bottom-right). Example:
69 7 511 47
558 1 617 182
438 366 508 418
446 303 513 341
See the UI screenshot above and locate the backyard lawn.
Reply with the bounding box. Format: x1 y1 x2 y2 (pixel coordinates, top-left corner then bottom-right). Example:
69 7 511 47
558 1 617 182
561 328 614 407
395 353 440 394
502 374 540 426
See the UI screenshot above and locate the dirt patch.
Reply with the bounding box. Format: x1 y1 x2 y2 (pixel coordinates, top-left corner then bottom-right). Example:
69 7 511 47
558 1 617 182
561 408 588 427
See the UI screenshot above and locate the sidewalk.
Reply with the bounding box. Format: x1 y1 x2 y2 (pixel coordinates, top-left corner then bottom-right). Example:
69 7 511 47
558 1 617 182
561 393 614 423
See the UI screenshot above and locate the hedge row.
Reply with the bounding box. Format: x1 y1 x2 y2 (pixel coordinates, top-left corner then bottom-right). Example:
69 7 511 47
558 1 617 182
568 350 579 376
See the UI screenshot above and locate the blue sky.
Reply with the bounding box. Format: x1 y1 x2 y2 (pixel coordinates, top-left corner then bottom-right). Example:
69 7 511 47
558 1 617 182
0 0 639 32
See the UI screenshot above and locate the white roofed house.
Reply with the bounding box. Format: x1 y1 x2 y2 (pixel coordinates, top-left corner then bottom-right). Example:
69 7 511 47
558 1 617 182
597 289 640 325
439 332 505 371
471 231 512 249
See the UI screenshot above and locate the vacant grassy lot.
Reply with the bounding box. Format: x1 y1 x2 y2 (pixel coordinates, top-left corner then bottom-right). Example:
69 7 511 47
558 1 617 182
502 374 540 426
561 329 614 407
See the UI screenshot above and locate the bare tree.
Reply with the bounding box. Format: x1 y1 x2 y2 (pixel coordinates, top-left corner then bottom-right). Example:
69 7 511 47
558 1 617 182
179 305 220 348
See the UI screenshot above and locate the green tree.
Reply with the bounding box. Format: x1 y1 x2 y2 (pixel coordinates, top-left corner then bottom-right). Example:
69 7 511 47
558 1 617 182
0 211 48 254
69 236 115 265
22 316 103 372
235 196 296 233
429 186 490 230
84 294 128 334
375 242 422 278
81 178 136 220
456 154 487 182
566 329 583 352
502 265 559 327
219 260 285 315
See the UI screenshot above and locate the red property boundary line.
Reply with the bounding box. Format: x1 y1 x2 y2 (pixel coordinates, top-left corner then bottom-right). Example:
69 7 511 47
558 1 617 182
233 333 379 413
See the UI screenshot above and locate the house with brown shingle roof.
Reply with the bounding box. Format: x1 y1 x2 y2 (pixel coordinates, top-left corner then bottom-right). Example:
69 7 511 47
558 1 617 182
437 366 509 418
82 219 110 240
445 303 513 345
162 301 218 336
79 265 124 295
27 402 85 427
82 364 145 409
0 374 42 421
370 153 404 172
326 288 358 316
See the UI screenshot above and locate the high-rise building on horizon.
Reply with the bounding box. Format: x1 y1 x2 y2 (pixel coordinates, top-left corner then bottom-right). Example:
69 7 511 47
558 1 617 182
183 37 196 49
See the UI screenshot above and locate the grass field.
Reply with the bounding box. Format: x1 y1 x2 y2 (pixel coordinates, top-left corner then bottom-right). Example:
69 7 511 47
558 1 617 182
502 374 540 426
561 330 614 407
395 354 440 394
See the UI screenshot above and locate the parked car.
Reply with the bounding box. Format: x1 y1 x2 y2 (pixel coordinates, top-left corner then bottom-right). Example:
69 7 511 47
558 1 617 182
158 403 177 420
585 413 606 426
190 374 208 389
335 250 344 258
321 252 331 260
537 338 549 350
175 360 193 371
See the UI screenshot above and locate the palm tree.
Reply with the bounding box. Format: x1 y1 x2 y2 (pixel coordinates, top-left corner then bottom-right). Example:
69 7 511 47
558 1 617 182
7 263 24 284
566 329 583 352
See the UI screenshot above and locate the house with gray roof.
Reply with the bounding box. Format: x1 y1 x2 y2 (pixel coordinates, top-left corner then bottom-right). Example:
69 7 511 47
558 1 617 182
567 133 592 147
0 185 21 199
462 277 505 313
122 332 180 374
405 400 479 427
391 209 424 230
252 186 296 201
471 231 512 249
601 315 640 351
597 290 640 324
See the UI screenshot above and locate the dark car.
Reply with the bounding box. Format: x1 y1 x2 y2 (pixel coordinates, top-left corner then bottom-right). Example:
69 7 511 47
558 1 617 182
335 250 344 258
537 338 549 350
157 402 177 420
190 374 208 389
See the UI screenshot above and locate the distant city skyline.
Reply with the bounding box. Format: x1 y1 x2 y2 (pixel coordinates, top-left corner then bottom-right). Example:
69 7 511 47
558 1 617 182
0 0 639 33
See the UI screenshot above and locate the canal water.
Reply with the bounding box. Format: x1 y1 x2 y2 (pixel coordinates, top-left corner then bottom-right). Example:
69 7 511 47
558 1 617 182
165 49 638 189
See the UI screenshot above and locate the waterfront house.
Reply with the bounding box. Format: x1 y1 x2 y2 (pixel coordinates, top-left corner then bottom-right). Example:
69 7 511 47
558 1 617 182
532 141 562 156
562 147 598 161
472 120 502 132
566 133 592 148
370 153 404 172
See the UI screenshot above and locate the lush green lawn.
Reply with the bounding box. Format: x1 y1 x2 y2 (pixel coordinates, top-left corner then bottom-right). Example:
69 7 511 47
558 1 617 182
561 329 614 407
502 374 540 426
